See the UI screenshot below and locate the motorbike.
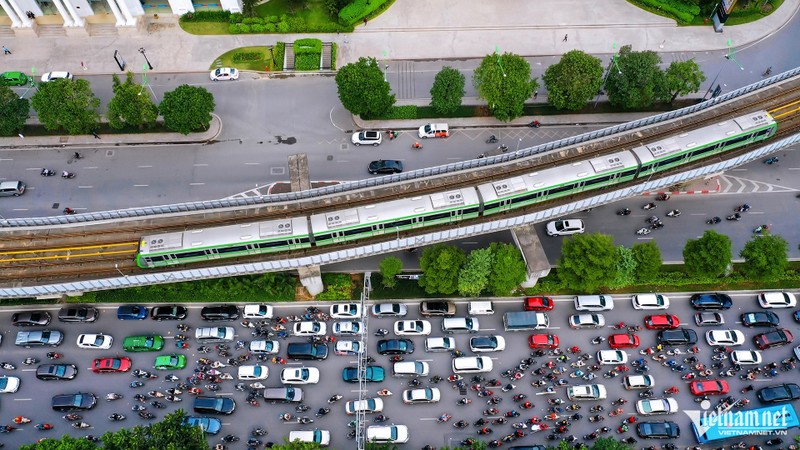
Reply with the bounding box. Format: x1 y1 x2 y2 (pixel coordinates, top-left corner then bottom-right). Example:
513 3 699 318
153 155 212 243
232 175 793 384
167 395 183 403
656 193 670 201
64 207 76 215
148 390 165 398
457 397 472 405
14 416 31 424
373 415 389 423
754 224 770 234
529 120 541 128
130 381 144 388
151 401 166 409
315 407 331 417
35 423 54 430
589 415 604 422
591 336 606 345
23 357 38 365
41 169 56 176
643 202 656 210
437 413 453 423
105 393 123 401
636 228 651 236
590 405 605 413
62 171 75 179
109 414 125 421
251 428 268 436
139 412 155 420
329 394 344 403
483 408 500 416
0 362 15 370
735 204 751 213
726 213 741 221
764 156 779 164
73 422 91 429
666 209 681 217
63 414 82 421
411 142 423 150
706 216 721 225
639 389 654 398
486 135 498 144
496 144 509 153
616 208 631 216
222 435 239 443
374 329 389 336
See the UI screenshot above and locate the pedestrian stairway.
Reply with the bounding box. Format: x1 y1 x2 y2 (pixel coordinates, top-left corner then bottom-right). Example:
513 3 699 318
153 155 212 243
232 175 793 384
283 43 294 70
321 42 332 70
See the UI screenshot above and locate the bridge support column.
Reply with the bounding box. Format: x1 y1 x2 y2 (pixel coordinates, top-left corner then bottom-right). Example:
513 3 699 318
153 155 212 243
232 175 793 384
288 154 311 192
298 265 324 296
510 225 552 288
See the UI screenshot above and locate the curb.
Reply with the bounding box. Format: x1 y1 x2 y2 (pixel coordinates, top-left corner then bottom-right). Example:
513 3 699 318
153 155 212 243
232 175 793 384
645 177 721 196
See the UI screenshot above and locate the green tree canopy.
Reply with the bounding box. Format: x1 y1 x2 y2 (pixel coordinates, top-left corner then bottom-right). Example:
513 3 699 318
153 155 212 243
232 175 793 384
740 234 788 280
0 85 29 136
557 233 617 291
683 230 732 278
488 242 528 296
20 435 99 450
663 59 706 103
107 72 159 130
473 52 539 122
335 57 395 118
272 437 325 449
379 256 403 288
430 66 465 115
605 45 666 109
611 245 636 288
241 0 257 16
632 241 662 282
591 437 632 450
159 84 215 135
542 50 604 111
458 248 495 297
30 78 100 135
419 244 466 295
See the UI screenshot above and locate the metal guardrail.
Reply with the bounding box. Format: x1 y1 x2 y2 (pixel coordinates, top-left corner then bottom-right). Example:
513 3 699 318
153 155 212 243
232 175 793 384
355 273 370 450
2 132 798 299
2 68 798 228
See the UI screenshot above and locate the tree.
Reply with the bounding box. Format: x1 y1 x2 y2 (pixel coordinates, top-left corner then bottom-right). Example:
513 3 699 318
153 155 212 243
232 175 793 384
591 437 632 450
430 66 465 115
458 248 494 297
542 50 604 111
487 242 527 296
20 435 99 450
159 84 215 135
106 72 158 130
271 438 325 449
632 241 662 282
0 85 29 136
740 234 788 280
335 57 395 118
549 440 588 450
557 233 617 291
611 245 636 288
30 78 100 134
605 45 666 109
323 0 350 16
379 256 403 288
473 52 539 122
663 59 706 103
683 230 732 278
419 244 466 295
242 0 258 17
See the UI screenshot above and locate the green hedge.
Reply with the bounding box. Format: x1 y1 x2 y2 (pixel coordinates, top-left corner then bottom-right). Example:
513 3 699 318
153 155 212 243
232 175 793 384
232 52 263 63
273 42 285 71
330 43 337 70
295 53 320 71
338 0 390 25
182 10 231 22
380 105 418 120
227 12 350 33
316 273 355 300
295 38 322 54
633 0 699 22
294 38 322 71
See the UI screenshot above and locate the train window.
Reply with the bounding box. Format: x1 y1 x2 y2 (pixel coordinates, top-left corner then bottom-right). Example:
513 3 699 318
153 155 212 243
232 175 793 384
464 206 481 215
148 255 165 262
258 240 288 249
724 134 750 147
217 245 248 254
176 250 208 259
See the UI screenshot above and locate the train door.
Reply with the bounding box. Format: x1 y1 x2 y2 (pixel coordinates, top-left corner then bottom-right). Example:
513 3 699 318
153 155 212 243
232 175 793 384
372 223 385 236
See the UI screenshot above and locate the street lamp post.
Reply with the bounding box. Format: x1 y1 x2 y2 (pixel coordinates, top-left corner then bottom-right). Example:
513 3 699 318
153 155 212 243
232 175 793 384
139 47 153 70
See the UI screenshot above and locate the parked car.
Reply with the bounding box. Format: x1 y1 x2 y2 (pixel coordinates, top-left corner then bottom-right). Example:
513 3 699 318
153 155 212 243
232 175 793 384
524 296 554 311
330 303 361 319
58 306 99 323
657 328 698 346
200 305 239 321
242 304 273 319
40 71 73 82
92 357 132 374
368 160 403 175
546 219 585 236
758 291 797 309
209 67 239 81
753 329 794 350
12 311 51 327
690 293 733 310
372 303 408 317
636 421 680 439
741 311 780 327
51 393 97 411
0 71 29 86
36 364 78 381
150 305 188 321
419 301 456 317
644 314 680 330
351 130 383 146
117 305 147 320
631 294 670 310
756 383 800 403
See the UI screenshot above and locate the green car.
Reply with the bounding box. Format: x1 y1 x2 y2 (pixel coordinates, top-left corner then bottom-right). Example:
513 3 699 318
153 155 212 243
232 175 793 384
123 335 164 352
154 354 186 370
0 72 29 86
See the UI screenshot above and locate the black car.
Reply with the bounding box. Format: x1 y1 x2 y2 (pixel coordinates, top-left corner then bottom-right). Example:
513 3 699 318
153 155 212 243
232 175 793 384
690 293 733 310
657 328 698 346
51 393 97 411
741 311 780 327
376 339 414 355
36 364 78 381
757 383 800 403
637 421 680 439
151 305 188 321
368 160 403 175
200 305 239 321
58 306 99 323
286 343 328 360
12 311 51 327
193 396 236 415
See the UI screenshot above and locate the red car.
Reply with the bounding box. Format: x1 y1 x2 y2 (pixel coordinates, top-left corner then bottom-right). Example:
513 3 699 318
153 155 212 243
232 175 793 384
524 297 554 311
644 314 680 330
528 334 560 349
690 379 729 396
92 357 132 374
608 333 640 349
753 329 794 350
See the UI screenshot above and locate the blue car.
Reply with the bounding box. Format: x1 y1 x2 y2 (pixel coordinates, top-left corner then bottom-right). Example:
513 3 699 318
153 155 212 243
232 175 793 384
376 339 414 355
183 416 221 435
689 293 732 311
342 366 385 383
117 305 148 320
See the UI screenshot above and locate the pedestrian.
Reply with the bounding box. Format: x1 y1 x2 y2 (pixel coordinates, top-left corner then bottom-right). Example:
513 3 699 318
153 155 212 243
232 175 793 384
562 34 568 42
533 90 539 99
363 18 368 26
91 130 100 139
2 46 10 55
81 61 87 71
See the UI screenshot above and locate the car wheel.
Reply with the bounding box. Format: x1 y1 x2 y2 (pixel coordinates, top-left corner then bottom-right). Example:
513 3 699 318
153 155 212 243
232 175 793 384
354 143 360 146
372 143 379 147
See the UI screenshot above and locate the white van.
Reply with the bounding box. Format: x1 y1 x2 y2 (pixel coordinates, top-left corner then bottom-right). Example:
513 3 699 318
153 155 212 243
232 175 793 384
393 361 429 377
468 301 494 315
418 123 449 138
442 317 480 334
0 181 25 197
288 429 330 446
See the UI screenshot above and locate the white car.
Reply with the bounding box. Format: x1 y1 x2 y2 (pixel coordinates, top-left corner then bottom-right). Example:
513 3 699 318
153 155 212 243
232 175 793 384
568 314 605 329
452 356 493 374
366 425 409 444
730 350 762 365
636 398 679 415
288 429 330 446
623 375 655 390
243 304 274 319
76 333 113 349
567 384 607 401
631 294 670 310
706 330 745 346
351 130 383 146
293 321 326 336
597 350 628 365
250 340 280 354
40 71 74 82
280 367 320 384
330 303 362 319
209 67 239 81
394 320 432 336
237 365 269 380
402 387 440 404
574 295 614 311
393 361 429 377
546 219 585 236
425 337 455 352
469 335 506 353
372 303 408 317
333 321 362 335
758 292 797 309
0 376 20 393
335 340 363 356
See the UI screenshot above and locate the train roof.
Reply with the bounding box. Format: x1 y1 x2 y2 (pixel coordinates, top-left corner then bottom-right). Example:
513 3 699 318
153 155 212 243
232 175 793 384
477 151 639 202
309 188 480 233
139 217 310 254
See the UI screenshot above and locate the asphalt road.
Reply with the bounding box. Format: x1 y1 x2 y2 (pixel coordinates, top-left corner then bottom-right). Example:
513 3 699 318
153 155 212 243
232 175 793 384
1 295 798 449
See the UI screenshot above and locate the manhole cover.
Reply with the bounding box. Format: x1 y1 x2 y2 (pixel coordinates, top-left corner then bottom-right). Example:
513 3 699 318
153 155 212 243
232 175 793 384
270 167 286 175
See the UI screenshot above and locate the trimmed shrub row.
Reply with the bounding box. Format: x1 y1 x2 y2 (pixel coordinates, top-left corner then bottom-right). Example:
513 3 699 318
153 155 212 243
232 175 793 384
634 0 699 22
181 10 230 22
339 0 390 25
232 52 263 63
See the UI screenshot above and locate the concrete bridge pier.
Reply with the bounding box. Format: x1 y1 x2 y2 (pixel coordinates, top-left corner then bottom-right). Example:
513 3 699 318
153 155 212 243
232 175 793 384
510 225 552 288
